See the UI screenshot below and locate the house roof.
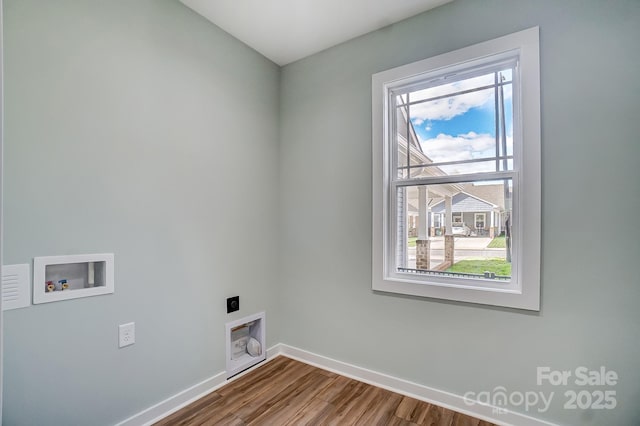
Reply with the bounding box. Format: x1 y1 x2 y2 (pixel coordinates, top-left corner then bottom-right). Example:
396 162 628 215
460 183 506 209
431 192 499 214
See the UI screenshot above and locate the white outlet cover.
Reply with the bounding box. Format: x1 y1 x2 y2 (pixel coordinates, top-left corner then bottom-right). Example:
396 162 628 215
119 322 135 348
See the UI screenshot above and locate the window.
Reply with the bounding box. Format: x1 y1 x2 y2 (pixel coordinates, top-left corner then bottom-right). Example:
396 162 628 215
372 27 541 310
433 213 442 230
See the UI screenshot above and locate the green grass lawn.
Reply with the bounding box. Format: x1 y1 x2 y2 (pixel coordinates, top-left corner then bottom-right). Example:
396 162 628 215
487 235 506 248
408 237 417 247
446 258 511 276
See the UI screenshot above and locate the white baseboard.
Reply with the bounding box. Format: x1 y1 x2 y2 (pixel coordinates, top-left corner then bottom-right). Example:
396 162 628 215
117 343 556 426
277 344 558 426
114 371 227 426
114 345 281 426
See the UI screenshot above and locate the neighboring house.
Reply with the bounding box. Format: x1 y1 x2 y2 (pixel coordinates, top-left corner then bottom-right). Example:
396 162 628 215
397 101 508 241
430 189 505 238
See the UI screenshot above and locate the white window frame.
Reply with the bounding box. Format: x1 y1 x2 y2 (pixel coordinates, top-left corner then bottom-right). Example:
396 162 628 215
372 27 541 310
474 213 486 230
433 213 442 229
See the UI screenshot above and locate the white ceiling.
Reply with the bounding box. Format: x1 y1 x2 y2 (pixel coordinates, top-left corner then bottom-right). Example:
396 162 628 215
179 0 452 66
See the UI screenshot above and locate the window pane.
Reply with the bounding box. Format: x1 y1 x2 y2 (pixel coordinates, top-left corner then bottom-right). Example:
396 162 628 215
408 73 496 104
395 67 513 106
396 106 408 178
396 104 430 177
394 69 514 179
397 179 513 281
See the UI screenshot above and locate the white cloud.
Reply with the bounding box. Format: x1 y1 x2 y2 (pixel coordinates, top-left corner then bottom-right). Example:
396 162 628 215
412 118 424 126
420 132 513 175
408 72 513 122
423 132 495 161
411 89 493 121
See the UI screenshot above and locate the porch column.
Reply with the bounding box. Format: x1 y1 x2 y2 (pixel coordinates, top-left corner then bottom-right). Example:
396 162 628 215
416 187 430 270
490 211 495 238
430 212 435 237
444 195 454 266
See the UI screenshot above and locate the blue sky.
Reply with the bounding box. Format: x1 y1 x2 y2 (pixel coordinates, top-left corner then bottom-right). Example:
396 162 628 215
405 74 514 173
412 106 496 140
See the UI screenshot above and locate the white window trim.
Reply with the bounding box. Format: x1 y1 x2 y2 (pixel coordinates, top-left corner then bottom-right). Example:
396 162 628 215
372 27 541 311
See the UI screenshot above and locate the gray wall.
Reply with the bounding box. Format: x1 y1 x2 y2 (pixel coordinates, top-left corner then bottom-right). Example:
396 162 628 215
2 1 281 424
278 1 640 425
3 0 640 425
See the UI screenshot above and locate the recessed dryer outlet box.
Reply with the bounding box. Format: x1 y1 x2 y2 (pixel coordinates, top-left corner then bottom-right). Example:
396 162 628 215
225 311 266 378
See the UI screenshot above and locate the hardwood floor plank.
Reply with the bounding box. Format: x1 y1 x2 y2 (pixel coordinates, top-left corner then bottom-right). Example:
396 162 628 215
154 391 223 426
281 397 336 426
194 361 317 425
246 372 333 424
199 412 245 426
395 395 417 419
323 383 380 426
352 386 404 425
418 404 452 426
396 397 450 425
385 415 421 426
231 365 319 422
152 356 496 426
315 375 354 402
314 367 339 378
330 380 367 408
450 411 486 426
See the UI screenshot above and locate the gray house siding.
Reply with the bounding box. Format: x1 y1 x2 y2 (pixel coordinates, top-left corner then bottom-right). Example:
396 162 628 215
431 193 495 213
431 192 501 236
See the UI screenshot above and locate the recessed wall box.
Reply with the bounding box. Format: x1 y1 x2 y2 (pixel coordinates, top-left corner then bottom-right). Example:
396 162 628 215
33 253 114 304
225 311 266 378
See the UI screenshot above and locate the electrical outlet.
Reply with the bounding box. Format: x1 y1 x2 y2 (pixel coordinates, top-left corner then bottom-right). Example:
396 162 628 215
227 296 239 313
119 322 135 348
